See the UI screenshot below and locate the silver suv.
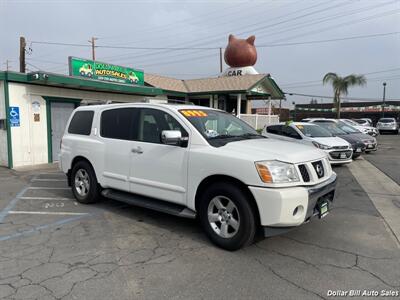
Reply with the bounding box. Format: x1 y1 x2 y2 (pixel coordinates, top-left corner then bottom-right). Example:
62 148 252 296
376 118 399 134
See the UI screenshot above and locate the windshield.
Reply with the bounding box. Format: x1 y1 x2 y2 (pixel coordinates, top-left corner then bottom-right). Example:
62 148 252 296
379 118 395 123
337 121 361 133
314 122 348 135
295 124 332 137
353 119 366 124
343 119 360 126
179 109 264 146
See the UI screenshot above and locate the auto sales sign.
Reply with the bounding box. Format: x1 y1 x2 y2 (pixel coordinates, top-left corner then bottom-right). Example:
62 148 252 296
69 57 144 85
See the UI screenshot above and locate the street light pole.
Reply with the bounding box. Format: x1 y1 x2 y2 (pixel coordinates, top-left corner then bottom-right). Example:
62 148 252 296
382 82 386 118
292 101 296 121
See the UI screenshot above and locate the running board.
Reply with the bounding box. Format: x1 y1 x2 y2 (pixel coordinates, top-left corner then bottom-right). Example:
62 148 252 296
101 189 196 219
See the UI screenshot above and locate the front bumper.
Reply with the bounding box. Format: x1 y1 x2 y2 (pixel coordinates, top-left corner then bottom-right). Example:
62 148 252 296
327 149 353 164
249 174 337 234
364 142 378 152
377 124 398 131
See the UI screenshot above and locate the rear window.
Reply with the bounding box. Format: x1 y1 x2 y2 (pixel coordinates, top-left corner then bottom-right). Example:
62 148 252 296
100 108 138 140
379 118 395 123
68 111 94 135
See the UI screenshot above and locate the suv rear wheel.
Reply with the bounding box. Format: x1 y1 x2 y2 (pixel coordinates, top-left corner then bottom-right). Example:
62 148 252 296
199 183 257 251
71 161 100 204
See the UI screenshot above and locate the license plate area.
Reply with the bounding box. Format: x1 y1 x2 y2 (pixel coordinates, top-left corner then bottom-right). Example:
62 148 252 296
314 192 334 219
340 153 346 159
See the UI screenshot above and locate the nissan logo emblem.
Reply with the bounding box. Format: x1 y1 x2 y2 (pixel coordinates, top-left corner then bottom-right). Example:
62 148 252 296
316 164 323 177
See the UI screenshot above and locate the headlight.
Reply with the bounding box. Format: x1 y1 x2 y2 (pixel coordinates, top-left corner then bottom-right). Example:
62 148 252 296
362 139 375 144
255 160 299 183
312 141 332 150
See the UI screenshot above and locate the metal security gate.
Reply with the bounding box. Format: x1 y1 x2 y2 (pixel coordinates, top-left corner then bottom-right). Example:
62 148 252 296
50 102 75 161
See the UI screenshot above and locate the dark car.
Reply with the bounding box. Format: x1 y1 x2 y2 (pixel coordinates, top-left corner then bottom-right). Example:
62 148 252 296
310 122 366 158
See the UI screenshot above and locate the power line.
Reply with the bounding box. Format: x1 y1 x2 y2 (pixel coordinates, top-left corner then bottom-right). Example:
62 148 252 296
97 0 335 62
104 5 399 66
281 68 400 87
285 92 400 101
257 32 399 47
254 0 397 41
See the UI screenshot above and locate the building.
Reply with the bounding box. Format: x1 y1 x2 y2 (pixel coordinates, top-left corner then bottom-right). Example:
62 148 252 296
144 73 284 114
293 101 400 124
0 70 283 169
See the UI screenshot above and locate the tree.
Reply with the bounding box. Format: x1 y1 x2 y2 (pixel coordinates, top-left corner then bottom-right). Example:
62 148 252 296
323 73 366 118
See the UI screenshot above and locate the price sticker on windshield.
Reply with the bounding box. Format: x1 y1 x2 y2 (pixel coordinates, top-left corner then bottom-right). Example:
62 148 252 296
296 125 304 129
180 110 208 117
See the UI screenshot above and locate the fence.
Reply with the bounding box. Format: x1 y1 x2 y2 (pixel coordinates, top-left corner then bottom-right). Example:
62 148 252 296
240 114 280 130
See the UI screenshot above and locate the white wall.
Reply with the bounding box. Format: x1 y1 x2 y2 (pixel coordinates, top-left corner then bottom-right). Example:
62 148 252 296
8 82 160 168
8 83 48 167
0 81 8 166
240 114 280 130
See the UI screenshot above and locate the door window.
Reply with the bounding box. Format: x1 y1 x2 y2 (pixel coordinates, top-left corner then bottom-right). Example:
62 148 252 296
282 126 302 139
137 108 187 144
266 125 283 135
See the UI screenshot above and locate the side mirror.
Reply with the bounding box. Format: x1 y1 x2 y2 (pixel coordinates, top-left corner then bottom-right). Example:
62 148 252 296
161 130 182 146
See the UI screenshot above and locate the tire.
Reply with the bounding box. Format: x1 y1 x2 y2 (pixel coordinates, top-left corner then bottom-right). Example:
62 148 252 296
352 153 361 159
198 182 257 251
71 160 100 204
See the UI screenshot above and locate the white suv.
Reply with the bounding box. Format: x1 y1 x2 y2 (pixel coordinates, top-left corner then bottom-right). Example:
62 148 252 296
60 103 337 250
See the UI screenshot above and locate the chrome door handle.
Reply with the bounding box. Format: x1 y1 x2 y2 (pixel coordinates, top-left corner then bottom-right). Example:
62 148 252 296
131 146 143 154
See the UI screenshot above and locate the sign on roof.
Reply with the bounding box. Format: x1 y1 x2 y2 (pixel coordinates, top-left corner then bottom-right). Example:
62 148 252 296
68 57 144 85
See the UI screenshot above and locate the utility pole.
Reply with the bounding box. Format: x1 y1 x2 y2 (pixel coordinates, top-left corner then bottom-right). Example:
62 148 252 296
382 82 387 117
19 36 26 73
4 60 10 71
219 48 223 73
88 37 98 60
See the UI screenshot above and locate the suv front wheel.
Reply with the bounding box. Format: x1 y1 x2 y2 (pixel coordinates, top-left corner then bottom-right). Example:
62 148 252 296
71 161 100 204
199 183 257 251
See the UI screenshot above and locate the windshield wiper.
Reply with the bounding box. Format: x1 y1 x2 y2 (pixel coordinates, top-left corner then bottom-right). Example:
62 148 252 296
208 134 238 139
239 133 266 138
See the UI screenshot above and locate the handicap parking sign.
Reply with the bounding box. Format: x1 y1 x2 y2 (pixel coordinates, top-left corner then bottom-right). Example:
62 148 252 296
9 107 20 127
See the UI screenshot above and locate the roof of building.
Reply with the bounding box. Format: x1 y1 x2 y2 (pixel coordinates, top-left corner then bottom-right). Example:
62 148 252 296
0 71 164 96
145 73 285 99
0 71 285 99
144 73 188 93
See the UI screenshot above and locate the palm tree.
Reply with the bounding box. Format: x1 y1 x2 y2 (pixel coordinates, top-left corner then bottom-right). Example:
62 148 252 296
323 73 366 118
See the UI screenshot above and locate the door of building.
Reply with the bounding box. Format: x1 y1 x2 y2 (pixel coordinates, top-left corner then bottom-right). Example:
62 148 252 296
51 102 75 161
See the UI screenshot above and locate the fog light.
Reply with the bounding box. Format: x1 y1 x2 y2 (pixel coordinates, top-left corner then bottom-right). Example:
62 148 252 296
293 205 304 217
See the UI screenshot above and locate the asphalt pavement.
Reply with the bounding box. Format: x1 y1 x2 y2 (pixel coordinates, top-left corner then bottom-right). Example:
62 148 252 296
364 134 400 185
0 139 399 300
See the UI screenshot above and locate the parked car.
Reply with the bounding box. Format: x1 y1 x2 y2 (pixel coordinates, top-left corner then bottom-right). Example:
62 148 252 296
263 122 353 165
376 117 399 134
360 118 373 126
60 104 337 250
306 119 378 154
340 119 378 137
353 119 371 126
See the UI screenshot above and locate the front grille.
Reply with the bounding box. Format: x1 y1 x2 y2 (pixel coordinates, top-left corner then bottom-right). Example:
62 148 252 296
298 164 310 182
332 145 348 150
329 150 352 159
312 160 324 179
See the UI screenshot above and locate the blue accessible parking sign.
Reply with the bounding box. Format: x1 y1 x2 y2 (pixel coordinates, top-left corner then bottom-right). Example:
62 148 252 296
9 107 20 127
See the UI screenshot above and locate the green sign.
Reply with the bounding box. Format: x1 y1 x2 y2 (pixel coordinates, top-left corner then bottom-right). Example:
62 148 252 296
68 57 144 85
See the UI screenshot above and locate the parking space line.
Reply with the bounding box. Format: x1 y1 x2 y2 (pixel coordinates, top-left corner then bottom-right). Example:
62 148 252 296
0 186 31 223
28 187 70 190
0 214 88 241
20 197 74 201
32 179 66 182
8 211 89 216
